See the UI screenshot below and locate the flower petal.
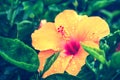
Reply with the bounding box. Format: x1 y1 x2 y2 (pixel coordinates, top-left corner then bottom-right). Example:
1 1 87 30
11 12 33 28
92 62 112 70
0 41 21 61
82 41 99 48
38 50 55 71
31 22 63 51
66 48 88 75
55 10 79 36
76 16 110 43
43 52 73 78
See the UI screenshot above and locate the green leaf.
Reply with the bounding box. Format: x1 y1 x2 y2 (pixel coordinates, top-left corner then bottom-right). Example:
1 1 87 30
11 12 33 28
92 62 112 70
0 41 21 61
110 51 120 69
45 73 80 80
22 1 43 19
43 0 62 5
85 55 97 74
17 20 34 45
99 41 110 53
82 44 106 65
100 30 120 59
88 0 113 11
33 0 44 15
22 1 34 19
22 1 31 11
0 36 39 72
77 65 96 80
41 52 60 75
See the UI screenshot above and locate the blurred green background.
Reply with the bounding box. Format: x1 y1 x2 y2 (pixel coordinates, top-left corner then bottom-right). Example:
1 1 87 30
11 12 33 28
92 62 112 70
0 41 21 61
0 0 120 80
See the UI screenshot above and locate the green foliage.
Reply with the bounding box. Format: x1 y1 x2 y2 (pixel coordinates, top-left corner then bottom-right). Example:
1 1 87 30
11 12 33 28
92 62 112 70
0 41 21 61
86 0 114 15
77 58 96 80
110 51 120 69
16 20 34 45
45 73 80 80
100 30 120 60
43 0 62 5
0 36 39 72
22 1 44 19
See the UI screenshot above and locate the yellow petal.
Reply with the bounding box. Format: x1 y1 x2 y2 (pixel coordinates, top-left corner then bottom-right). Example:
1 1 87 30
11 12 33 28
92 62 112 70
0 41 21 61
82 41 99 48
38 50 55 71
43 51 73 78
55 10 79 36
31 22 63 51
66 48 88 75
76 16 110 43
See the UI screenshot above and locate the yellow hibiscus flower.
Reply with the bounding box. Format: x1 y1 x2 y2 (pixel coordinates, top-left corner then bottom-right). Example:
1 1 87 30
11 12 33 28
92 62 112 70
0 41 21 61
31 10 110 78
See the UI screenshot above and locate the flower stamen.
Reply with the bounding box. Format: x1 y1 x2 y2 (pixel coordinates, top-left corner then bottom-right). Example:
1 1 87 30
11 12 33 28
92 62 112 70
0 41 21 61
57 26 70 41
57 26 64 35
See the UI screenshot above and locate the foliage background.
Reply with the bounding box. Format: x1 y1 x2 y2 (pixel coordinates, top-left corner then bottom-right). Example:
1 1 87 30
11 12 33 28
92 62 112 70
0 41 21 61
0 0 120 80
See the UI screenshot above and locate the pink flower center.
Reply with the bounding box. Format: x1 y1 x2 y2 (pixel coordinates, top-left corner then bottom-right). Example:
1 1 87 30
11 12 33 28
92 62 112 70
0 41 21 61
64 39 80 55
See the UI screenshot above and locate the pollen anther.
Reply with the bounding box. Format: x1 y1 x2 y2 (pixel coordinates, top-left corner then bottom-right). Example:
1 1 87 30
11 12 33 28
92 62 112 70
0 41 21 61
57 26 64 35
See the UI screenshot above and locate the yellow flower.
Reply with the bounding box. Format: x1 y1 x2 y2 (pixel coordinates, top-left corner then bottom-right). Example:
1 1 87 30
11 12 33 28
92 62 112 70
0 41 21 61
31 10 110 78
